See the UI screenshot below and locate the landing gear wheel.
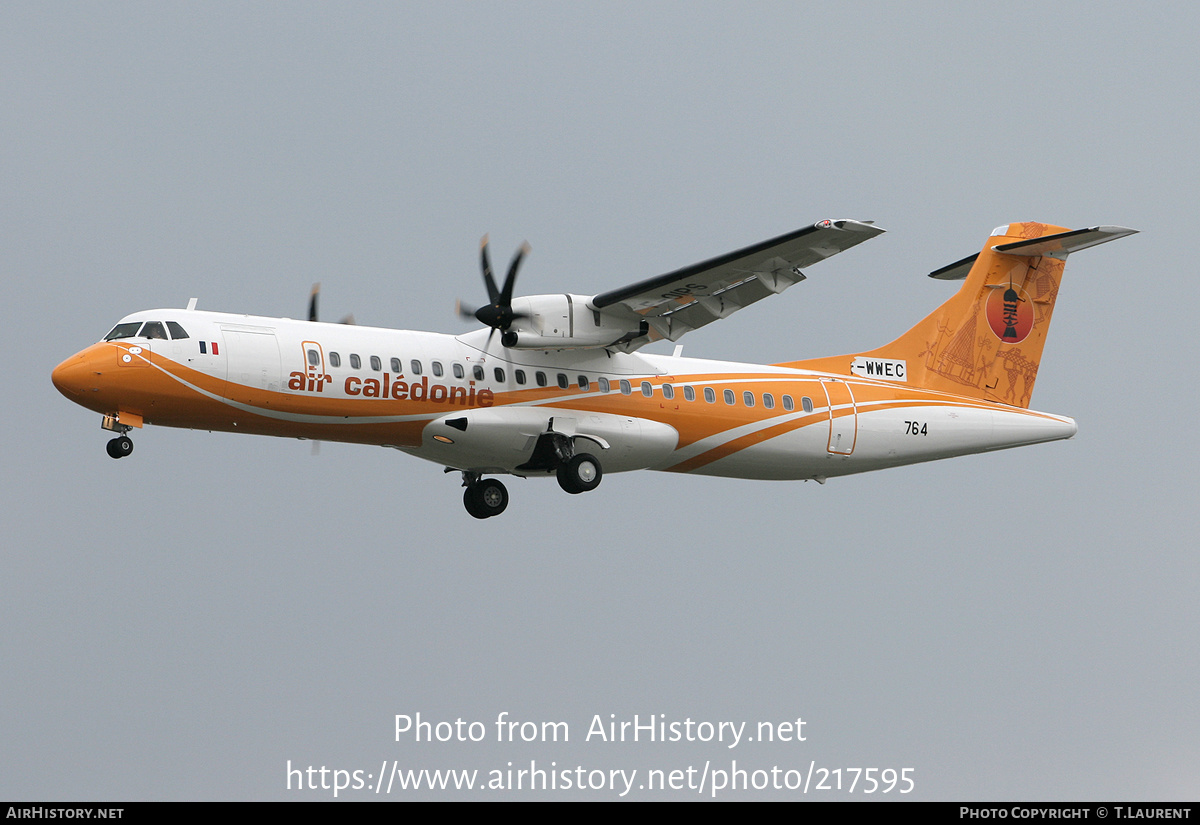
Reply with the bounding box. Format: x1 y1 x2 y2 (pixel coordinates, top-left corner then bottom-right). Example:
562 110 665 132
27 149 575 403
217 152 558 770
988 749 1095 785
464 478 509 519
106 435 133 459
557 453 602 494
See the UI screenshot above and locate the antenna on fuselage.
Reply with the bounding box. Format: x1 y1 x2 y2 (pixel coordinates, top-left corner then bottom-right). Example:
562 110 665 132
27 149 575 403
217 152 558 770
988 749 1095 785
186 298 198 311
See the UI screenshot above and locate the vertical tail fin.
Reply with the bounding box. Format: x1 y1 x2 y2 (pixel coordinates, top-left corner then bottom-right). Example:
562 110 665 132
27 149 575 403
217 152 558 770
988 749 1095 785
787 222 1136 408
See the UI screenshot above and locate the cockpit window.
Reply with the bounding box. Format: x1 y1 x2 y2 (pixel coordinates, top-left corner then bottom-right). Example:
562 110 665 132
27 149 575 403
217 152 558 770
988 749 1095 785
141 322 168 340
166 321 189 339
104 322 142 341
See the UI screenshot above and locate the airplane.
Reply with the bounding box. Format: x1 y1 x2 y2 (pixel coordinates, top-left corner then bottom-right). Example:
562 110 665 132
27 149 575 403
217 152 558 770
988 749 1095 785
51 219 1135 518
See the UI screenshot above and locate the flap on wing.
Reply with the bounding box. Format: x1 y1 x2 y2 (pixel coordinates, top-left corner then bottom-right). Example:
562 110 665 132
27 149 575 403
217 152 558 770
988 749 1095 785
591 219 883 344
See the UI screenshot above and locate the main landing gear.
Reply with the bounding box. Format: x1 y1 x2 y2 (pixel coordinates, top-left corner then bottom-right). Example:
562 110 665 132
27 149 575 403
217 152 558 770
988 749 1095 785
459 451 604 518
462 474 509 520
556 453 602 494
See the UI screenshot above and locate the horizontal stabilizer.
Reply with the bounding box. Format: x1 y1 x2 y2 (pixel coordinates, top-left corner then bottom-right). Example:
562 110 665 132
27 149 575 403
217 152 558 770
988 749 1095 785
929 225 1137 279
993 225 1138 259
928 253 979 281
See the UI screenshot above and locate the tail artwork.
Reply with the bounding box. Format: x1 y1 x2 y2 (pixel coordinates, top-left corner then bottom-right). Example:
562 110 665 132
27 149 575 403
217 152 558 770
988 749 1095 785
789 222 1136 408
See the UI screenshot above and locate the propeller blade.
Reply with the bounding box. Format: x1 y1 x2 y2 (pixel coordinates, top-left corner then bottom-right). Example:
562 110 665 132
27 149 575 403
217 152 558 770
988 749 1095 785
456 299 478 320
308 283 320 322
480 235 499 304
499 242 530 306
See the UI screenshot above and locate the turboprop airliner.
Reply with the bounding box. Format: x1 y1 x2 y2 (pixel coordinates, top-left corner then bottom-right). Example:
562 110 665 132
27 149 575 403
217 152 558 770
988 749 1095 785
52 219 1134 518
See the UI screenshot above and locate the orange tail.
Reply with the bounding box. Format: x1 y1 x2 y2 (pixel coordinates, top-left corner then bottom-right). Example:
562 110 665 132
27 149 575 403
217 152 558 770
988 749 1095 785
783 222 1136 408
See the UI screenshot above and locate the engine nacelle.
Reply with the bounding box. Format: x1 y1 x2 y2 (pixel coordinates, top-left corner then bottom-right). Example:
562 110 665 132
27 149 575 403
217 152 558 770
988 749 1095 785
504 294 642 350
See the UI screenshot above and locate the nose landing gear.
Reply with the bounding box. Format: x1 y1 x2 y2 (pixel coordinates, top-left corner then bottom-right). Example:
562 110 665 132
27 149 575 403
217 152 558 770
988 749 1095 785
106 435 134 459
101 415 135 459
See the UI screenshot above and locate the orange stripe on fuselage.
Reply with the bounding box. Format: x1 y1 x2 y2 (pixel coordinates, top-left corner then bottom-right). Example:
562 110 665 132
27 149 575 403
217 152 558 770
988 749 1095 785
67 341 1055 463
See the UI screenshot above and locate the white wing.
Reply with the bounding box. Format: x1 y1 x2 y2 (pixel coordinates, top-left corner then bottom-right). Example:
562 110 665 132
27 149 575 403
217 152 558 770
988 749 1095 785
590 219 884 349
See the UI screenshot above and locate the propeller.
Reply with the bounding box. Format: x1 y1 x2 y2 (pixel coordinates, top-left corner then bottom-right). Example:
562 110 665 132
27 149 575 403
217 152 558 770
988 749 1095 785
308 283 356 325
306 283 353 459
457 236 530 347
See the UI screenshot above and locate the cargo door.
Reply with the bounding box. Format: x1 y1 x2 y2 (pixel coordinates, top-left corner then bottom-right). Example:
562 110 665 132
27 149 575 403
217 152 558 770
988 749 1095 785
221 326 282 402
820 378 857 455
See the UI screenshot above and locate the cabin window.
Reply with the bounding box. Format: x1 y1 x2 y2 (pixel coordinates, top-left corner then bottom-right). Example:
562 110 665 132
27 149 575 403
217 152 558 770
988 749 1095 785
411 360 423 375
577 375 589 390
536 371 547 387
514 369 526 385
453 363 464 379
802 396 814 413
391 357 402 373
662 384 674 400
599 377 611 393
763 393 775 410
473 365 484 381
103 322 142 341
703 387 716 403
141 322 168 340
166 322 189 340
683 386 695 402
307 349 321 367
782 395 794 411
743 391 755 407
641 381 652 397
432 361 443 377
494 367 505 383
350 353 361 369
329 352 342 368
724 389 735 405
619 380 632 395
557 373 569 389
370 355 381 371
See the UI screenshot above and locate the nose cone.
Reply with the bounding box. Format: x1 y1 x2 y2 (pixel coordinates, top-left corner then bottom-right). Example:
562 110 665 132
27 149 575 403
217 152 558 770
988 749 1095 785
52 344 113 413
51 351 92 399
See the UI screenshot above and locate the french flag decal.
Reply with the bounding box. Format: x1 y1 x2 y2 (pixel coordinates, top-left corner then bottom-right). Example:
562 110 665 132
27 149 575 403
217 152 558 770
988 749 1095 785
199 341 219 355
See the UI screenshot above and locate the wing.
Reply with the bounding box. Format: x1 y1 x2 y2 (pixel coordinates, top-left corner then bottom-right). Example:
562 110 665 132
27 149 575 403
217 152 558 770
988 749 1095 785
590 219 884 348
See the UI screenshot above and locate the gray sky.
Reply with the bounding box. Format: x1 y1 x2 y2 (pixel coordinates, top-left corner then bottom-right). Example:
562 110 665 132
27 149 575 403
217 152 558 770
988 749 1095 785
4 1 1197 800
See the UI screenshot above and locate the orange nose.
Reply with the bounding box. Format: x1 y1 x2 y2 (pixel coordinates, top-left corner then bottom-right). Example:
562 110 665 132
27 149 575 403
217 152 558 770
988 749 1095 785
51 344 112 410
51 352 92 398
